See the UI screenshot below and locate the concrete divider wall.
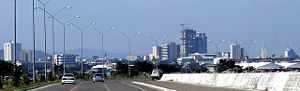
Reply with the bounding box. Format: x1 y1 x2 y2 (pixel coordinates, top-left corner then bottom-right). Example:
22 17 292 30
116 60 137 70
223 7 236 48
160 72 300 91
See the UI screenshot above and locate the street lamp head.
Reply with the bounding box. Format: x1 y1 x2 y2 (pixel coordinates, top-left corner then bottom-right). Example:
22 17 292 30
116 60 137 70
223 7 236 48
75 15 81 19
112 27 117 31
137 32 141 35
92 23 96 25
66 5 72 9
163 35 167 38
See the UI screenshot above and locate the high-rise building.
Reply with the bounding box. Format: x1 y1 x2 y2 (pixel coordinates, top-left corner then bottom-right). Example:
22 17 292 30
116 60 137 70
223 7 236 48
230 43 241 59
284 47 298 59
261 45 268 58
4 41 22 62
180 29 196 57
161 42 180 61
21 49 31 63
195 33 208 53
150 45 162 60
180 29 208 57
53 54 78 67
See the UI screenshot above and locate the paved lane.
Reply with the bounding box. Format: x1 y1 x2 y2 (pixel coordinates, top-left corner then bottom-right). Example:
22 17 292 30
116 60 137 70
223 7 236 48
36 83 77 91
139 80 249 91
105 80 156 91
71 81 107 91
36 79 249 91
36 80 157 91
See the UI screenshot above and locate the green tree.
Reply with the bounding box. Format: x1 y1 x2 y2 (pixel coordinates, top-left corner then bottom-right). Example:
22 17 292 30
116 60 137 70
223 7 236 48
133 61 153 74
116 61 128 75
244 66 255 72
216 59 236 73
22 71 30 86
193 66 209 73
0 61 13 88
12 65 23 87
158 64 180 73
54 65 63 74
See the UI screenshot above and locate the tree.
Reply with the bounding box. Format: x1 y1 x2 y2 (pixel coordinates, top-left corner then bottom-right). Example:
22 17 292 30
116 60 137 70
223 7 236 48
216 59 236 73
12 65 23 87
244 66 255 72
54 65 63 76
0 61 13 89
158 64 180 73
116 61 128 75
133 61 153 74
193 66 209 73
22 71 30 86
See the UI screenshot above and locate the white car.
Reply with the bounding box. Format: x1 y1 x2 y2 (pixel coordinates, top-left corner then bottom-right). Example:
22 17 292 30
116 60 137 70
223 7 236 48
151 69 162 80
93 73 104 83
61 73 76 85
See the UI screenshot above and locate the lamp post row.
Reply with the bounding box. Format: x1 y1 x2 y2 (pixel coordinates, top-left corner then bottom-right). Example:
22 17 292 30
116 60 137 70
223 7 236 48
33 0 79 80
27 0 140 80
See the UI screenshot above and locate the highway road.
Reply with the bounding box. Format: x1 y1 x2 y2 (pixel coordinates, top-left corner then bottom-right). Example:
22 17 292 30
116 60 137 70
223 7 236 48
34 79 248 91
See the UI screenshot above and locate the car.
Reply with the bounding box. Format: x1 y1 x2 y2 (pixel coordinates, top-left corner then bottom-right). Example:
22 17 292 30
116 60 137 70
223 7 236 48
151 69 163 80
61 73 76 85
93 73 104 83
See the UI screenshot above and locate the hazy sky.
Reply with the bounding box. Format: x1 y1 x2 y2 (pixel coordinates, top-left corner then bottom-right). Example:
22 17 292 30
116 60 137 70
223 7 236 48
1 0 300 57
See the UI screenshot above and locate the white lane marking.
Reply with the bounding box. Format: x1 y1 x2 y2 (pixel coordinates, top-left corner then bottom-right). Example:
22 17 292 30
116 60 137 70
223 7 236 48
29 83 60 91
102 83 111 91
121 82 147 91
132 81 176 91
70 82 83 91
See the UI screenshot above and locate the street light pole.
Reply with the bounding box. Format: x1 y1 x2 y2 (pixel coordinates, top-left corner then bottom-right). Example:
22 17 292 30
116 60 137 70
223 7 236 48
13 0 18 86
94 29 105 79
37 0 52 80
50 6 72 76
34 7 79 75
32 0 36 82
69 23 95 76
112 27 131 77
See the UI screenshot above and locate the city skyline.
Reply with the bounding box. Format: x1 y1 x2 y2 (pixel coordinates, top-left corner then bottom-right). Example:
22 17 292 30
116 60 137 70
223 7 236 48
1 0 300 57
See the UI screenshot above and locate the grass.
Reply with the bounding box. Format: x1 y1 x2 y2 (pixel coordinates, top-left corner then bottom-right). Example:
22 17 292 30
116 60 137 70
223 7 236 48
0 80 59 91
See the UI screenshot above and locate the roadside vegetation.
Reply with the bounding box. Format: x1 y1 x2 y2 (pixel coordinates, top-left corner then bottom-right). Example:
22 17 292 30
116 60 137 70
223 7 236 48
0 60 61 91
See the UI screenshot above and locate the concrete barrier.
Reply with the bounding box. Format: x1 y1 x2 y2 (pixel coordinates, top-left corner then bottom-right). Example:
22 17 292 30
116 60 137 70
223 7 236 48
160 72 300 91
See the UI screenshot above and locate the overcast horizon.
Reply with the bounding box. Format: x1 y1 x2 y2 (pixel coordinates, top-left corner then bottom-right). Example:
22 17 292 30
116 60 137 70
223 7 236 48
1 0 300 58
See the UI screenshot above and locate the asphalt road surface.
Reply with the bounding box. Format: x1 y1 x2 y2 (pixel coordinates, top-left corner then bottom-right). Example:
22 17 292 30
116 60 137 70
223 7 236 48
35 79 248 91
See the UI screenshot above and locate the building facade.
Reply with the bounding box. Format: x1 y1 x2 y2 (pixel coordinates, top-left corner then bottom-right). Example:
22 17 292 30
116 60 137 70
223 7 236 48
4 41 22 62
53 54 78 67
230 43 241 59
180 29 208 57
195 33 208 53
161 42 180 61
261 45 268 58
150 45 162 60
284 47 298 59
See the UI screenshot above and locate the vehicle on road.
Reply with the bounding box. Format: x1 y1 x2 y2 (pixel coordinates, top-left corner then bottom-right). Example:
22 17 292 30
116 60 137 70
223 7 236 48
93 73 104 83
151 69 163 80
61 73 76 85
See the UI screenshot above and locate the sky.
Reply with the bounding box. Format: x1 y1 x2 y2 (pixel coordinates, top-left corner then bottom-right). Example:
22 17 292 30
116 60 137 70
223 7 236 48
1 0 300 58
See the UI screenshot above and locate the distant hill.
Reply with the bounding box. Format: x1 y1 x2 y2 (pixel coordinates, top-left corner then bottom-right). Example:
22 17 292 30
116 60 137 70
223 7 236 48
65 49 127 58
0 49 3 60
